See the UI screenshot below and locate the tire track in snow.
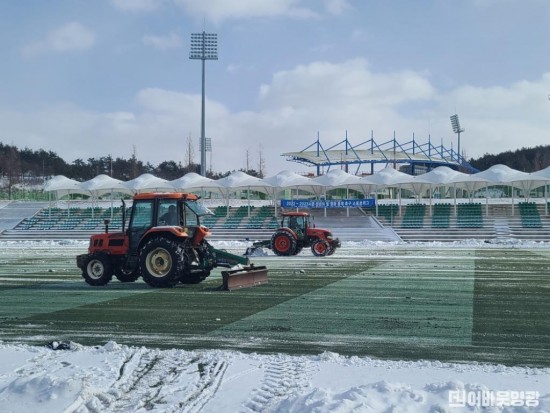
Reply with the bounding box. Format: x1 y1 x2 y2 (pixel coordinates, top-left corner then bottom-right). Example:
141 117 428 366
68 348 228 413
241 357 313 413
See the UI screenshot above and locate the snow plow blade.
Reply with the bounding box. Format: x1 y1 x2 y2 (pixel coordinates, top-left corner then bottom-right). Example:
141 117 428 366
222 265 268 291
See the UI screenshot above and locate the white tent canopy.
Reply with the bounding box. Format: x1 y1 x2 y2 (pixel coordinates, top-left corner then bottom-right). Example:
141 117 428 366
80 174 133 197
44 175 91 198
263 170 323 214
215 171 274 216
263 170 323 195
215 171 273 196
314 169 374 193
368 166 432 196
474 164 531 186
170 173 222 194
124 173 174 194
420 166 462 185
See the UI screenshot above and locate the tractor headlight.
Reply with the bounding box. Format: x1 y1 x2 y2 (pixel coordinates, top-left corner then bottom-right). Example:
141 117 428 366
326 232 333 240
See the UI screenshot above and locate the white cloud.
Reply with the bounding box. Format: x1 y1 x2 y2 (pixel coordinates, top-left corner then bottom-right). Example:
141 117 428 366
173 0 318 22
259 59 435 110
111 0 164 12
21 22 95 58
4 60 550 174
324 0 351 15
142 32 182 50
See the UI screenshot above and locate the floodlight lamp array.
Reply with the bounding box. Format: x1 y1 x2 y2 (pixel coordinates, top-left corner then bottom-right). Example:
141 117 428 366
450 114 464 133
190 32 218 60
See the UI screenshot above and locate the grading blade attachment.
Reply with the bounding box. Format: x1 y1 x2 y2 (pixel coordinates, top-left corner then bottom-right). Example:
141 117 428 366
221 265 268 291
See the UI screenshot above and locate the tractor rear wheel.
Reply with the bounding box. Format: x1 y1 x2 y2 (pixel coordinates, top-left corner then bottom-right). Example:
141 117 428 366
271 230 297 256
82 255 113 286
311 239 331 257
139 238 184 288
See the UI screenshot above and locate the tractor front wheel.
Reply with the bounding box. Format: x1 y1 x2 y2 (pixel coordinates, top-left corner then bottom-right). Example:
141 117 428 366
311 239 330 257
139 238 184 288
271 231 297 256
82 255 113 286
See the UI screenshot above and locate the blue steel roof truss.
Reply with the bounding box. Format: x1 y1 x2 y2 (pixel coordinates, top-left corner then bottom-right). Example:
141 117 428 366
284 132 477 173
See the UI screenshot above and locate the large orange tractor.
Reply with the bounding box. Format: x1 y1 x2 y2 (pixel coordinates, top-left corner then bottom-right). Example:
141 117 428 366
246 211 340 257
77 193 267 289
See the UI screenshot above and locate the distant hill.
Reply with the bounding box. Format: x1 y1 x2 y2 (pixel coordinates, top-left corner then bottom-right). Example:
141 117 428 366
469 145 550 172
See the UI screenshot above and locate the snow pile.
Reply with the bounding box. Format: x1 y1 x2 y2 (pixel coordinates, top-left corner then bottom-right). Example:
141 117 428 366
0 343 548 413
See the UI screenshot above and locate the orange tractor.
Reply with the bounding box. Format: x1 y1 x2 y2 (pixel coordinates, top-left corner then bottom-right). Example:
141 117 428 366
77 193 267 289
246 211 340 257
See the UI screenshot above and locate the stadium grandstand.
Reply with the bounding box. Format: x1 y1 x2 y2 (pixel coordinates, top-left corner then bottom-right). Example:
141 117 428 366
1 164 550 243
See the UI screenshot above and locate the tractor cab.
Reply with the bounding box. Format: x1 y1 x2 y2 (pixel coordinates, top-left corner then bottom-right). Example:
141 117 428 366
125 193 214 252
281 212 312 239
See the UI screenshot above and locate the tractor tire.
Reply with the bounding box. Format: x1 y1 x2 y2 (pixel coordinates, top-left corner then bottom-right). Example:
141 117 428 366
82 255 113 286
139 237 185 288
114 267 140 283
311 239 331 257
271 230 297 256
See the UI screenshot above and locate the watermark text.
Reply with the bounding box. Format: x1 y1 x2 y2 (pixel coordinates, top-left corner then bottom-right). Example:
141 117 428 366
449 390 539 408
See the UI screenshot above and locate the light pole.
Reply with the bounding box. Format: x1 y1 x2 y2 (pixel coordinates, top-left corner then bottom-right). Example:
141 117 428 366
190 31 218 176
450 114 465 165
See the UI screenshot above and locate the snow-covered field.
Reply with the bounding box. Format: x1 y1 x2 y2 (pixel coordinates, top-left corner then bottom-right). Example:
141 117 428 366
0 240 549 412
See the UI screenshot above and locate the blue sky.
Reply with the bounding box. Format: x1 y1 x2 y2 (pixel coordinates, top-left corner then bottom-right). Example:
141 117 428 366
1 0 550 175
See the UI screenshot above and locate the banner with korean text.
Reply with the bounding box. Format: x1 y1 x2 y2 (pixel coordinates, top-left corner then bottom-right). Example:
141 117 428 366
281 199 375 209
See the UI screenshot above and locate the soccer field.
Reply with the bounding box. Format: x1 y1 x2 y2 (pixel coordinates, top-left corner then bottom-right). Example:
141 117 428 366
1 241 549 367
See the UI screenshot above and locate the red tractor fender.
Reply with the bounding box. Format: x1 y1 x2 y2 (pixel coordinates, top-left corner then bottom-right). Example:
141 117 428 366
143 226 192 240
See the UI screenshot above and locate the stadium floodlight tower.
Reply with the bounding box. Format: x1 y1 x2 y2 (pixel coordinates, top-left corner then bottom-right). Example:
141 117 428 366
450 114 465 165
190 31 218 176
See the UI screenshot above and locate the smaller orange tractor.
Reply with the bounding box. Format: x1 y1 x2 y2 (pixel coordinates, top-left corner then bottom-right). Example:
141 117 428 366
246 211 340 257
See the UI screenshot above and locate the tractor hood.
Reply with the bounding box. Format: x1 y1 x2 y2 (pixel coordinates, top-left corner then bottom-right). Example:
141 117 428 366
308 227 335 240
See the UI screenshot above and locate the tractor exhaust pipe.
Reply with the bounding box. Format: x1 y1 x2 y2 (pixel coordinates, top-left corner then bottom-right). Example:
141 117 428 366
121 199 126 232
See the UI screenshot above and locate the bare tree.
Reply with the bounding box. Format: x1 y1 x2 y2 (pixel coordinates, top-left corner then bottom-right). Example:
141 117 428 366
0 146 22 199
130 145 139 179
185 133 195 168
258 144 266 178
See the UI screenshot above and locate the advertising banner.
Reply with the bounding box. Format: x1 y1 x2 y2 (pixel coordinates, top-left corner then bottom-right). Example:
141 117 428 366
280 199 375 209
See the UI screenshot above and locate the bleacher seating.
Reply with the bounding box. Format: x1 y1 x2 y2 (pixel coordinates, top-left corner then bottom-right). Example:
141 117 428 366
12 204 280 232
432 203 451 228
401 204 426 228
376 204 399 224
201 215 219 227
457 203 483 228
518 202 542 228
14 206 126 231
246 206 277 229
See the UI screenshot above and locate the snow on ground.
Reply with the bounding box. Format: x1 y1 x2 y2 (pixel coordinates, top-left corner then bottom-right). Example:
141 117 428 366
1 239 549 412
0 342 548 413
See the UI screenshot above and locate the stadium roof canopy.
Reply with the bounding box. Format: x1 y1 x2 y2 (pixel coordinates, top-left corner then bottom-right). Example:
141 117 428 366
282 132 477 175
44 165 550 201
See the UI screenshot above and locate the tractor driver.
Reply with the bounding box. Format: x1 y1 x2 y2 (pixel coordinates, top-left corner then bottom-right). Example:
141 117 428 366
289 215 303 237
160 205 178 225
